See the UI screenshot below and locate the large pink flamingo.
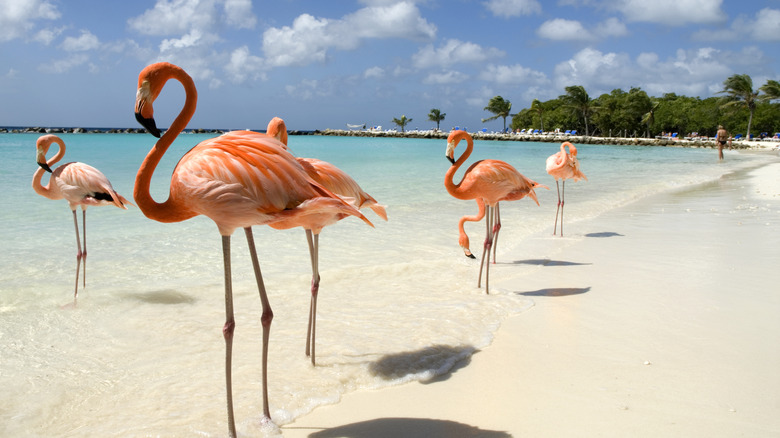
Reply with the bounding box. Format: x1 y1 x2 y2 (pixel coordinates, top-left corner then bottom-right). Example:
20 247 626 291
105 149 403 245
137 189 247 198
132 62 371 436
445 130 547 293
266 117 385 365
546 141 587 236
32 134 132 299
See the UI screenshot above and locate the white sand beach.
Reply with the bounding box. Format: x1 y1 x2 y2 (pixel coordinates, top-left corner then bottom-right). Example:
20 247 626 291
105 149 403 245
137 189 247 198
283 162 780 437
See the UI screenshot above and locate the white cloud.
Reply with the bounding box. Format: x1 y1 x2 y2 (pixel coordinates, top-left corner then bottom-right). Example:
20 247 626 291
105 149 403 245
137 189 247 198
129 0 254 36
0 0 60 42
483 0 542 18
364 66 385 79
40 53 89 73
595 17 628 38
537 19 592 41
748 8 780 41
224 46 266 83
479 64 548 85
33 26 64 45
61 30 100 52
423 71 469 84
412 39 504 69
223 0 256 29
262 2 436 67
614 0 726 26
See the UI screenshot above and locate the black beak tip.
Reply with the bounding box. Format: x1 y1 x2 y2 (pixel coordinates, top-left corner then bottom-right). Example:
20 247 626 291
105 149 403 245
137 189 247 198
135 112 162 138
446 155 455 165
38 162 52 173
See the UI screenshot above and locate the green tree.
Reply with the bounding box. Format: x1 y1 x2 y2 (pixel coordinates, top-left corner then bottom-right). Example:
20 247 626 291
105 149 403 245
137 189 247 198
641 101 660 137
759 79 780 102
530 99 545 132
428 108 446 130
719 74 758 139
392 114 413 133
560 85 597 136
481 95 513 133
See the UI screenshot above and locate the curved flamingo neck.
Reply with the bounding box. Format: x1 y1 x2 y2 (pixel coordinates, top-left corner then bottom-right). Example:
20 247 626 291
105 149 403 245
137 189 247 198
134 65 198 223
444 131 474 200
32 136 66 200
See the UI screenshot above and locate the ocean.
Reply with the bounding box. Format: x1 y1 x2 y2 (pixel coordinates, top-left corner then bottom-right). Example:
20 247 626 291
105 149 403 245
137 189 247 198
0 132 771 436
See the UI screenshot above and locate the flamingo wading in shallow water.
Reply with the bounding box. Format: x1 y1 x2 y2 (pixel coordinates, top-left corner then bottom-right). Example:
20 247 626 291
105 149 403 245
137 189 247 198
132 62 371 436
546 141 587 236
266 117 385 366
32 134 132 300
444 130 547 294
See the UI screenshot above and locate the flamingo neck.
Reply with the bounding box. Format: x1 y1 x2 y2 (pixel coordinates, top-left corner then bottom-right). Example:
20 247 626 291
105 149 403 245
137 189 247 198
444 132 474 200
134 66 198 223
32 136 66 200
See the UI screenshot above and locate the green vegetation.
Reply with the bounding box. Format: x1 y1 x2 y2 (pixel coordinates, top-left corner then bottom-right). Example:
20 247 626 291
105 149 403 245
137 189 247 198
511 74 780 138
428 108 446 130
482 95 514 133
392 114 413 133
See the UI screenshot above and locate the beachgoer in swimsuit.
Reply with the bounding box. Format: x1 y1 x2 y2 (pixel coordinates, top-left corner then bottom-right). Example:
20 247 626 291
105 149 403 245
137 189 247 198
716 125 728 161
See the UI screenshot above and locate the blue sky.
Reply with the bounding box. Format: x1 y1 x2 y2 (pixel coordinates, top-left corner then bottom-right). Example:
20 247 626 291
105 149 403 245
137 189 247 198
1 0 778 131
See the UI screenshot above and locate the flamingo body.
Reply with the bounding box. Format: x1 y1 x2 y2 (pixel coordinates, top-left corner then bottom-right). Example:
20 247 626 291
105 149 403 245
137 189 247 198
444 130 547 293
32 135 131 299
132 62 370 436
546 142 587 236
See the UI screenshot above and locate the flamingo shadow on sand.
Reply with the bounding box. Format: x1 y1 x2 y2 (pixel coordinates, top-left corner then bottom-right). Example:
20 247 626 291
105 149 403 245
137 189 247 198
509 258 591 267
585 231 624 238
517 287 591 297
305 418 512 438
368 344 476 384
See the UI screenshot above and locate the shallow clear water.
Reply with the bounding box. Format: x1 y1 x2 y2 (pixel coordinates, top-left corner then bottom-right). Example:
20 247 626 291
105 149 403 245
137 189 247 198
0 132 770 436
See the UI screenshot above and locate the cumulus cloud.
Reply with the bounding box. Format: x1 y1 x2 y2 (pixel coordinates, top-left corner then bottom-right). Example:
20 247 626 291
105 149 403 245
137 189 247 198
483 0 542 18
614 0 726 26
40 53 90 73
224 46 266 83
412 39 504 69
262 2 436 67
0 0 60 42
60 30 100 52
128 0 256 36
364 66 385 79
538 17 628 41
423 71 469 84
694 8 780 42
479 64 549 85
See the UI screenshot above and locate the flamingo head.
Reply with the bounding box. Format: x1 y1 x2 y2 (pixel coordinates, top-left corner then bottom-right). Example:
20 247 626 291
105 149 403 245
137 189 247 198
134 63 180 138
562 141 578 157
35 135 60 173
267 117 288 147
446 130 469 164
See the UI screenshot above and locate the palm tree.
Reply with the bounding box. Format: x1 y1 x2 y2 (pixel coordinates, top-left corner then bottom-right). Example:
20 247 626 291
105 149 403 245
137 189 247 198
560 85 597 136
759 79 780 102
719 74 758 139
392 114 413 133
530 99 545 132
641 101 660 138
481 95 513 133
428 108 446 131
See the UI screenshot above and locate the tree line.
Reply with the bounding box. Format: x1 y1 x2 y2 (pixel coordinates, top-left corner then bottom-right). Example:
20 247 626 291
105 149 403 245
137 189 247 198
396 74 779 138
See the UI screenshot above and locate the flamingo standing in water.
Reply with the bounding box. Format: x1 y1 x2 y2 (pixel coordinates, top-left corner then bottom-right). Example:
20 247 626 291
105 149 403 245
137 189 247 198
32 134 132 299
132 62 371 436
546 142 587 236
266 117 386 365
444 130 547 294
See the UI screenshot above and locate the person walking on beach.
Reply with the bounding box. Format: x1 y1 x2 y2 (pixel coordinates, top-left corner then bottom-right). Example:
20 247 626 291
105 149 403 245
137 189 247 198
716 125 729 160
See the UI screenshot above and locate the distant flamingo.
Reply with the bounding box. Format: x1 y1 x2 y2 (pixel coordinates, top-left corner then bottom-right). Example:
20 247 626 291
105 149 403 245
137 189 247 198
266 116 385 365
132 62 371 436
546 142 587 236
445 130 547 294
32 134 132 299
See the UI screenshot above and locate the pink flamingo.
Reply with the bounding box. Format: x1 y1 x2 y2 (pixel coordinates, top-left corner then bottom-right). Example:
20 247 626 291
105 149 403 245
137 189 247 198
546 142 587 236
132 62 371 436
266 117 386 365
445 130 547 293
32 134 132 299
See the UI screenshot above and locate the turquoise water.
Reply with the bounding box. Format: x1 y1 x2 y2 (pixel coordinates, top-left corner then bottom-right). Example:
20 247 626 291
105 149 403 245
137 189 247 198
0 132 771 436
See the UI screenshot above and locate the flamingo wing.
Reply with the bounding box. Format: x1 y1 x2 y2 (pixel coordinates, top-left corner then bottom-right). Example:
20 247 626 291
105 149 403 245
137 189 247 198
53 162 130 209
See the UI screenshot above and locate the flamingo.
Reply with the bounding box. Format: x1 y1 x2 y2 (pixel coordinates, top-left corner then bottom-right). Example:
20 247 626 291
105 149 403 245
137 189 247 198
444 130 547 294
32 134 132 300
545 142 587 236
266 117 386 365
132 62 371 436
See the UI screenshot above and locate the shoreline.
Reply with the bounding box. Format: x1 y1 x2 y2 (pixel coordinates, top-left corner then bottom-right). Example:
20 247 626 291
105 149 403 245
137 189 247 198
282 161 780 437
3 126 778 150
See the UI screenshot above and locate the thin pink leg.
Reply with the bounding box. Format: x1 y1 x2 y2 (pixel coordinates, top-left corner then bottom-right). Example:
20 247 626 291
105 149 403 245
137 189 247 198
491 202 501 264
305 230 320 366
71 209 83 299
560 181 566 237
553 180 561 235
81 209 87 289
244 227 273 422
220 235 237 438
478 205 493 294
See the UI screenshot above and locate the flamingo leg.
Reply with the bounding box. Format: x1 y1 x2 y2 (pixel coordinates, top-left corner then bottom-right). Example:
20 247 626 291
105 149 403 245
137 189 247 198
220 235 237 438
244 227 273 422
305 230 320 366
81 208 87 290
71 209 83 299
491 202 501 264
478 205 493 294
553 181 560 234
560 181 566 237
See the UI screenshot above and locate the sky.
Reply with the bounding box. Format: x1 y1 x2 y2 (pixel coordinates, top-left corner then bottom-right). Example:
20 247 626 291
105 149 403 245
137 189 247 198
1 0 779 131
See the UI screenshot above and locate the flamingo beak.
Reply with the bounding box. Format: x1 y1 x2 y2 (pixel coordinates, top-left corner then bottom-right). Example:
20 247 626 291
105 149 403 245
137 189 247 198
37 161 52 173
446 141 456 164
135 111 161 138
